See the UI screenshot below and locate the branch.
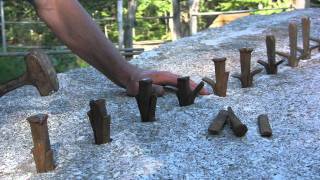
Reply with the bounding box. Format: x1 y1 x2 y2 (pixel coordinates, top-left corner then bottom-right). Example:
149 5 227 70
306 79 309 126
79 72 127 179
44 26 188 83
257 60 268 67
202 77 216 87
191 81 204 100
276 51 290 58
310 37 320 43
251 68 263 77
297 47 304 53
276 59 285 66
232 73 241 79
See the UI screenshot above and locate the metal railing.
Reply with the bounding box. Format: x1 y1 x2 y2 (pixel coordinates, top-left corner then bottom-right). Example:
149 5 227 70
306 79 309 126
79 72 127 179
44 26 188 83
0 0 6 52
189 6 293 34
191 7 293 16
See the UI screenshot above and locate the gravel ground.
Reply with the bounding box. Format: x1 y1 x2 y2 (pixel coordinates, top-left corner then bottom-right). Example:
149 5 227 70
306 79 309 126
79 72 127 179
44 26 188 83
1 9 320 179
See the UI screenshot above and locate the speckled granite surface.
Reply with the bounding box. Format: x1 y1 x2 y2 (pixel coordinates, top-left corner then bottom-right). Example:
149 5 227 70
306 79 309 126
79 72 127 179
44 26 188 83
1 9 320 179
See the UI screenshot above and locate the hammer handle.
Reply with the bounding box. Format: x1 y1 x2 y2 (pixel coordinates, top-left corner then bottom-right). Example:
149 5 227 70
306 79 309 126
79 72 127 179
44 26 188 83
0 73 28 97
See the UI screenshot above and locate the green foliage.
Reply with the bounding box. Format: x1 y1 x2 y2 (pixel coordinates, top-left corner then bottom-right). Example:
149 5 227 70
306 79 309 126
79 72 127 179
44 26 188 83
200 0 292 14
312 0 320 7
50 54 89 73
0 56 25 84
134 0 171 41
136 0 171 17
197 0 291 30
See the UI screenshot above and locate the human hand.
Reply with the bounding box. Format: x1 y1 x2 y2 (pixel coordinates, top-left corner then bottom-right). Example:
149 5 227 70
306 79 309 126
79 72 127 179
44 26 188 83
125 70 209 96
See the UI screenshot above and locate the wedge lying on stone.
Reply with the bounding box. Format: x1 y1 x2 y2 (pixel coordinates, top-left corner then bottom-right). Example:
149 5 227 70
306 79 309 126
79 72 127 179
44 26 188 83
227 107 248 137
257 114 272 137
208 110 229 135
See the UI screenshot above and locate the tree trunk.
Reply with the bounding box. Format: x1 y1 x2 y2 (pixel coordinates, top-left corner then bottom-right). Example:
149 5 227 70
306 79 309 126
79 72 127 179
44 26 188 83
171 0 182 40
117 0 124 48
188 0 200 35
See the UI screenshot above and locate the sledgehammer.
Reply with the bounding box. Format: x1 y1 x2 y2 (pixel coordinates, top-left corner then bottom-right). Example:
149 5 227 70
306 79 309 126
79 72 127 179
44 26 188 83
0 49 59 97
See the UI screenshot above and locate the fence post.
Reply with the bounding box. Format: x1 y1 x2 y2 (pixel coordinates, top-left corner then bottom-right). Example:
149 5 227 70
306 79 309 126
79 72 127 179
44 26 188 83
293 0 310 9
188 0 199 35
0 0 7 53
117 0 124 48
124 0 136 49
104 25 109 38
171 0 181 40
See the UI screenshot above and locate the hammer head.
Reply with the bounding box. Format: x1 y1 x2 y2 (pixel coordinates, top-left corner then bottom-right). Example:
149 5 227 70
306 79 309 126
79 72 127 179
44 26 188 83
25 49 59 96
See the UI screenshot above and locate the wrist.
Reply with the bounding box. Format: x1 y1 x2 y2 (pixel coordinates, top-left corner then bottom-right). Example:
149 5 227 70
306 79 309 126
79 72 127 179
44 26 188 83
124 65 141 88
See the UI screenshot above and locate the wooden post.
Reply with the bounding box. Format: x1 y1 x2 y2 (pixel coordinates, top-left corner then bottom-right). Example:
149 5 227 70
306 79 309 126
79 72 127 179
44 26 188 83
288 23 298 65
258 35 285 74
176 76 204 106
172 0 182 40
104 25 109 38
188 0 200 35
203 57 229 97
165 12 170 34
135 79 157 122
117 0 124 48
302 17 310 59
293 0 310 9
208 110 228 135
276 22 299 67
232 48 262 88
227 107 248 137
27 114 55 173
124 0 136 49
298 16 311 60
87 99 112 145
240 48 253 82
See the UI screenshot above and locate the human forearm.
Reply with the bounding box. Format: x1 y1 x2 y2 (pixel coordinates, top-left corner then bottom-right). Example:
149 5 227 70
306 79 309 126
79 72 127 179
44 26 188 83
31 0 208 96
33 0 137 88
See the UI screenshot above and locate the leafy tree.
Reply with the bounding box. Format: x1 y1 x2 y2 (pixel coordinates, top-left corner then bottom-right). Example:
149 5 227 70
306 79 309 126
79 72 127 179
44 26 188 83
135 0 171 40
